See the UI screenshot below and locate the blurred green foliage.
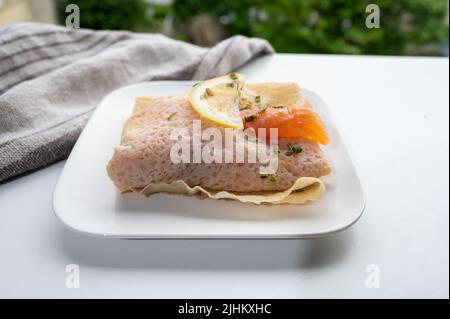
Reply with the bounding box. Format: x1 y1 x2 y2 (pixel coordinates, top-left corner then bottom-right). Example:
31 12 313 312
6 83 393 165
56 0 150 31
172 0 449 55
56 0 449 56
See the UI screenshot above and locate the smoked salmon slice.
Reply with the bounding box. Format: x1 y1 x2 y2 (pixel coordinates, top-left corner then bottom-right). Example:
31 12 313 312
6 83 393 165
242 105 329 145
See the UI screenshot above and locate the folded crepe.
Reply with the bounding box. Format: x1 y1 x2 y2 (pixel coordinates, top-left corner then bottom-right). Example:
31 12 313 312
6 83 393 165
107 83 331 204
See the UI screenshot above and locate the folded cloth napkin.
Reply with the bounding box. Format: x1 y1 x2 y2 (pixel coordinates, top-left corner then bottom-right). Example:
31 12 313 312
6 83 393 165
0 23 273 183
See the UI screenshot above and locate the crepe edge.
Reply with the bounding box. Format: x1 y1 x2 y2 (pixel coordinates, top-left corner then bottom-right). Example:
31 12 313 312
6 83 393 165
119 177 325 205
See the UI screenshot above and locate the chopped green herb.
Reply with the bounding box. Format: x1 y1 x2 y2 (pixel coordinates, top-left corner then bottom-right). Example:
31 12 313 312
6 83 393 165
286 143 303 156
205 88 213 97
255 96 261 103
192 82 201 87
244 114 258 122
240 98 251 105
272 105 285 109
260 173 277 183
259 105 269 112
167 112 177 121
272 146 281 155
239 105 252 111
235 83 242 100
226 82 235 88
229 73 238 80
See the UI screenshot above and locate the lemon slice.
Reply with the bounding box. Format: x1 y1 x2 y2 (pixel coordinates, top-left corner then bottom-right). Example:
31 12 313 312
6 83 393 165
188 73 245 129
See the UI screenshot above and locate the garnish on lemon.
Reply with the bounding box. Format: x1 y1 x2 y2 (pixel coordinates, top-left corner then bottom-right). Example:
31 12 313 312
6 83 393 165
188 73 245 129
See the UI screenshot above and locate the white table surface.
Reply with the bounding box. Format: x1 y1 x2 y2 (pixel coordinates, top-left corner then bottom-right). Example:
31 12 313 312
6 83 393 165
0 54 448 299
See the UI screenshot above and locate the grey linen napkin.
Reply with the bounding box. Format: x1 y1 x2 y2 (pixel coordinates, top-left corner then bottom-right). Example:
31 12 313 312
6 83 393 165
0 23 273 183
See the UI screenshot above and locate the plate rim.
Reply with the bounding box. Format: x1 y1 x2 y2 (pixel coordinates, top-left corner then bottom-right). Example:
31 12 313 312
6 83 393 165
53 81 366 239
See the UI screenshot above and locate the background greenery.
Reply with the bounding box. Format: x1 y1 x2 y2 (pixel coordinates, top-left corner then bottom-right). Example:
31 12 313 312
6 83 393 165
56 0 449 56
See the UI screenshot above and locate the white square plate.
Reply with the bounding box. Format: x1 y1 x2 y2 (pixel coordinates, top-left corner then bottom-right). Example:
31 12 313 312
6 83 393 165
53 82 365 238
